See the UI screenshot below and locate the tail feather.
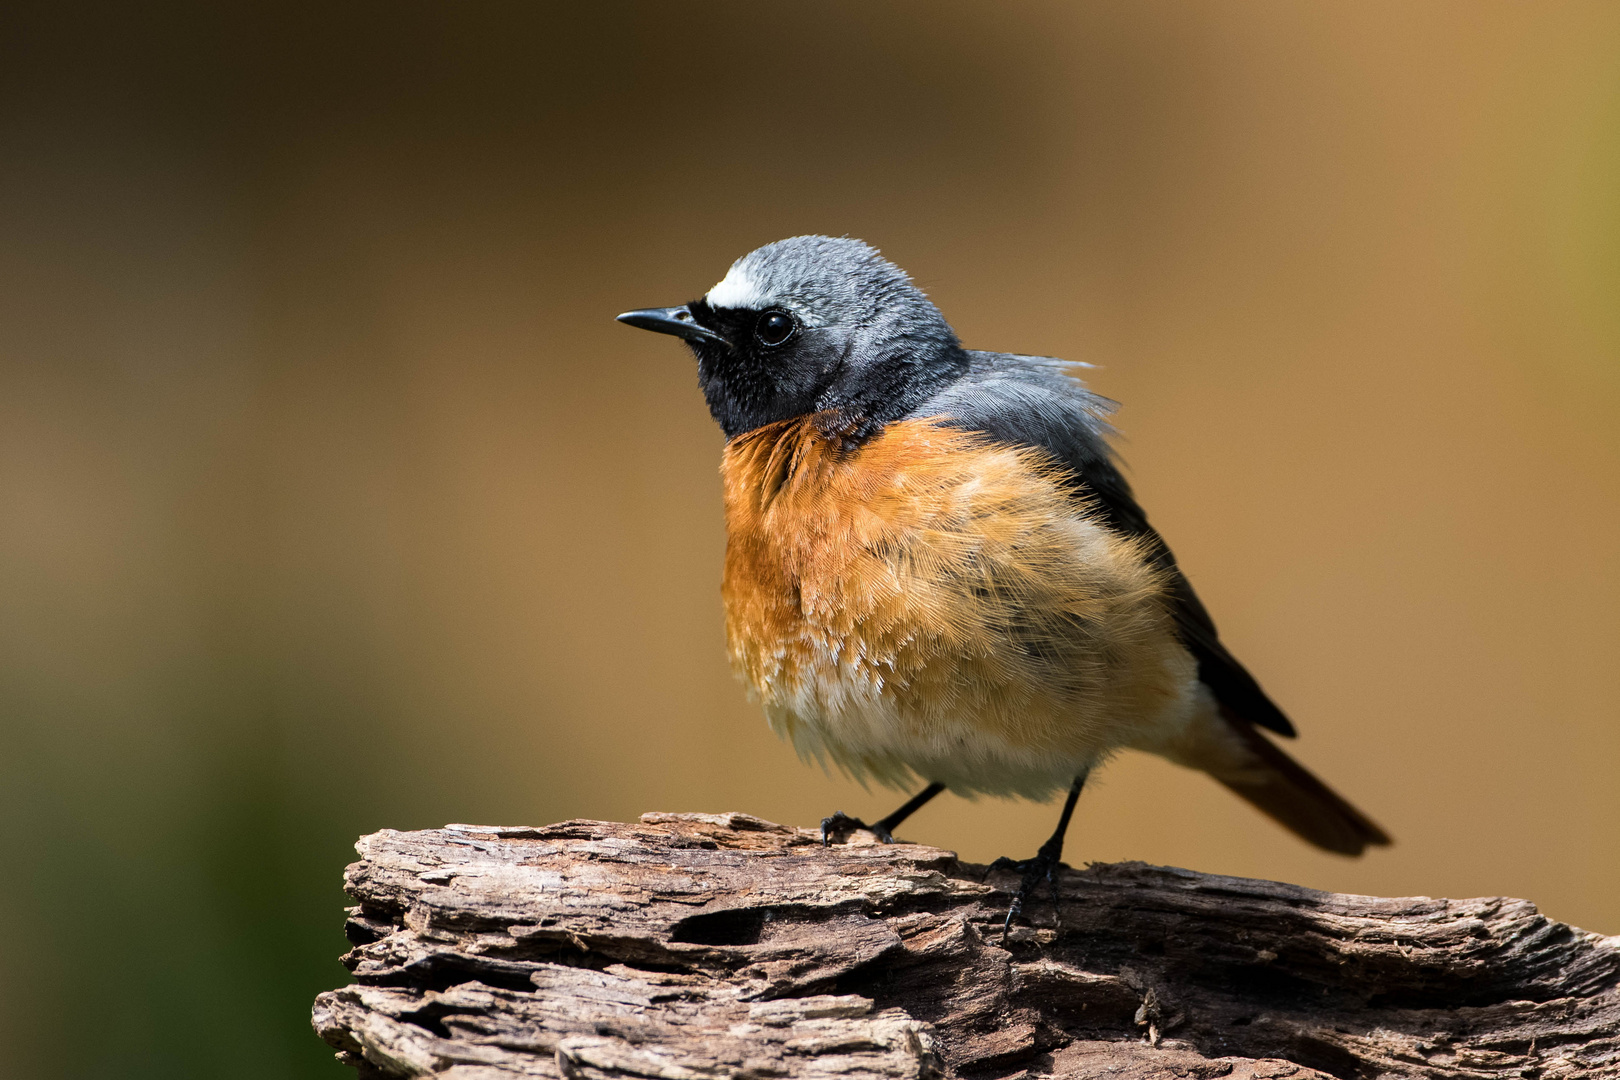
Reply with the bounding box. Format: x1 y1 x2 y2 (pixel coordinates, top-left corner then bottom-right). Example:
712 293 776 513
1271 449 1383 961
1210 707 1391 856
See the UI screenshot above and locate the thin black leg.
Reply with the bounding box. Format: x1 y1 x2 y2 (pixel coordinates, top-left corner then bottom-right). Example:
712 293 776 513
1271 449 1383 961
822 781 946 846
873 781 946 836
993 771 1088 935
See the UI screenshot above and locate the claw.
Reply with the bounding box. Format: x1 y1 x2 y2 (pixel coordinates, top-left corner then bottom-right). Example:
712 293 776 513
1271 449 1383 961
820 810 898 846
991 842 1067 939
818 783 944 850
986 773 1087 940
820 810 864 846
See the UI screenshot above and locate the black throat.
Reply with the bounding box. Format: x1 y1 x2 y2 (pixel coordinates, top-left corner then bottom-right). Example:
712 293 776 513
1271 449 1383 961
688 300 970 445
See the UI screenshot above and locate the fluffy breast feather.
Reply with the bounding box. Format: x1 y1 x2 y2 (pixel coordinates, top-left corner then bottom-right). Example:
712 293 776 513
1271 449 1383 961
719 415 1196 798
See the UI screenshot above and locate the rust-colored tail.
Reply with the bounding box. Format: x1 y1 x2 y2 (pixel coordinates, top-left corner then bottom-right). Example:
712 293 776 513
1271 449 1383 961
1208 708 1391 855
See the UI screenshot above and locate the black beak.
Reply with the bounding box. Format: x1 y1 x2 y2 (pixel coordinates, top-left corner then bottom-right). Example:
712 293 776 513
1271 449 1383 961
615 305 728 346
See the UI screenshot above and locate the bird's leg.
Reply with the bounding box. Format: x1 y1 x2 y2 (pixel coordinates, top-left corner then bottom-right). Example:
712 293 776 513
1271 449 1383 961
991 772 1088 936
822 782 946 846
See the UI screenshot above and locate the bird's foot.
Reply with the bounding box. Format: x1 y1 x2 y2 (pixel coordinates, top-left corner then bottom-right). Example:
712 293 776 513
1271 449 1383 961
820 811 896 846
988 836 1067 937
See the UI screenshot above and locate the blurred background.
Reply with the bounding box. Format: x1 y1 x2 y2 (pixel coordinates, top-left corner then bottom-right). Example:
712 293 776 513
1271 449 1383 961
2 1 1617 1075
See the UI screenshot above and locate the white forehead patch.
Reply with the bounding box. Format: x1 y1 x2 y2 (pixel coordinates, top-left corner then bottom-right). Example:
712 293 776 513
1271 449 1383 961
705 263 769 310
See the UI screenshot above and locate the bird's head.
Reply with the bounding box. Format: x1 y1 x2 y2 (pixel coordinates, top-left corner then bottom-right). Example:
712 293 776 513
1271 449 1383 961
618 236 966 441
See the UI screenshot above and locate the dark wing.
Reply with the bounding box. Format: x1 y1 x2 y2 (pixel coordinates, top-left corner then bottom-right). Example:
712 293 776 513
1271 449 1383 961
921 351 1296 738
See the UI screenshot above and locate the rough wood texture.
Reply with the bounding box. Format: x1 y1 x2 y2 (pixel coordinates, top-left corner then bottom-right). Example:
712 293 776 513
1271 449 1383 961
313 813 1619 1079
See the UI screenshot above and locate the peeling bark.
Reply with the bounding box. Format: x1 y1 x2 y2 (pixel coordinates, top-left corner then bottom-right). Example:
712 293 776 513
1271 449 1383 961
312 813 1619 1079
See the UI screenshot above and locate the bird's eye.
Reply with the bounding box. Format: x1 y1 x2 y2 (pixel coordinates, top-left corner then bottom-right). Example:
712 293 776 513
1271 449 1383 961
755 310 796 347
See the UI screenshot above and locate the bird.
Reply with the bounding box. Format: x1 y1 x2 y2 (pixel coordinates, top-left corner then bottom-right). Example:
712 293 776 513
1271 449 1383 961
617 235 1389 926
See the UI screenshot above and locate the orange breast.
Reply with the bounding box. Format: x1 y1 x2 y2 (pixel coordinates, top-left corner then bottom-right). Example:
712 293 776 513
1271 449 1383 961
719 415 1189 797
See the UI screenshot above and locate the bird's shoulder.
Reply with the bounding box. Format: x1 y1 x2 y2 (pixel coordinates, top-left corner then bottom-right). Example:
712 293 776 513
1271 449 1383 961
912 350 1137 526
911 350 1298 738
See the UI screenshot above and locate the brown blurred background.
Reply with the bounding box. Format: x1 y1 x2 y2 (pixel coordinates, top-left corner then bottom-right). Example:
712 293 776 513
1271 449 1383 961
1 1 1616 1075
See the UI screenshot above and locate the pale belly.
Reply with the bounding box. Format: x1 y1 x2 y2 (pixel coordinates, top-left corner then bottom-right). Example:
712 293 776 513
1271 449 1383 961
720 416 1203 799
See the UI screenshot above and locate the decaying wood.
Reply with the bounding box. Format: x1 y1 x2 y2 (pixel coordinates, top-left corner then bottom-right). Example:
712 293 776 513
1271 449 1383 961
313 813 1619 1079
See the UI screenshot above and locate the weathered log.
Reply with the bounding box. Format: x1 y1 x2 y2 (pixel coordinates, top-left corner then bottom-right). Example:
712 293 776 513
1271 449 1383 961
312 813 1619 1079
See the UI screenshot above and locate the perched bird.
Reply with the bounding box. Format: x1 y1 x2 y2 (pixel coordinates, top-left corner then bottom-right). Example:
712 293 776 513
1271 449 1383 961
618 235 1388 923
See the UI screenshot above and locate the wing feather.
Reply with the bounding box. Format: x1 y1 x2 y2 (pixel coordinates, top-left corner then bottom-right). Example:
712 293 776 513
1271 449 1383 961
920 350 1297 738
